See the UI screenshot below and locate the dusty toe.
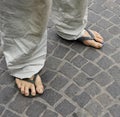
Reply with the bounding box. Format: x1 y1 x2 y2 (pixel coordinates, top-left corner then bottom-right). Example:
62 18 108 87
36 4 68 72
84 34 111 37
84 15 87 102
30 84 36 96
35 75 44 94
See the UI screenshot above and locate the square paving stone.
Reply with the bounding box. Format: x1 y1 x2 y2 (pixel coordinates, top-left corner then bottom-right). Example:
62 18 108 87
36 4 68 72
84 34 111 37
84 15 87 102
41 88 62 106
108 104 120 117
94 72 113 86
106 82 120 98
110 38 120 48
53 45 70 59
83 48 100 61
73 72 93 87
81 62 100 76
97 56 113 70
26 101 47 117
96 93 113 107
9 94 32 113
111 52 120 63
88 11 101 23
89 3 105 13
42 109 58 117
108 66 120 84
71 55 88 68
2 110 20 117
109 26 120 35
0 105 5 115
65 50 77 61
90 24 103 33
0 72 14 85
0 87 17 104
99 30 113 42
85 82 101 97
73 92 91 108
47 41 58 55
71 41 86 53
65 83 81 98
59 38 74 46
72 109 92 117
102 113 111 117
50 74 68 91
55 99 76 117
45 56 62 70
97 18 113 29
59 62 78 79
110 15 120 25
101 43 116 55
85 100 103 117
41 70 56 84
101 9 114 19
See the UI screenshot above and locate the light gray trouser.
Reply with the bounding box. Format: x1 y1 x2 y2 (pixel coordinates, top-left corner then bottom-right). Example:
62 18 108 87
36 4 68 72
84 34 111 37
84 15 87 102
0 0 88 79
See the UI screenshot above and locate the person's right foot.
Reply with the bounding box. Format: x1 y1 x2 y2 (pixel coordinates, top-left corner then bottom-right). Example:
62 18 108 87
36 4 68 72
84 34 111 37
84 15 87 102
15 74 44 97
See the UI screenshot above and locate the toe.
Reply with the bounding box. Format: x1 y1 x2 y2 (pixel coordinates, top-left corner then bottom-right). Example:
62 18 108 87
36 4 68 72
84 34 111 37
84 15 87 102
24 87 29 96
36 86 44 94
83 40 103 49
92 31 104 43
35 75 44 94
21 85 25 94
15 78 21 89
30 84 36 96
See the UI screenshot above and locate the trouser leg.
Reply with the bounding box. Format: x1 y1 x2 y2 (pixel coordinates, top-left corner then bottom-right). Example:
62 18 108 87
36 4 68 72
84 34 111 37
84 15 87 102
52 0 88 40
0 0 52 79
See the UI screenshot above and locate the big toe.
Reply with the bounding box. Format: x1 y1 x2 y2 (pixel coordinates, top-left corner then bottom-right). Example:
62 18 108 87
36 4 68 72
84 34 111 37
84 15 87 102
35 75 44 94
36 86 44 94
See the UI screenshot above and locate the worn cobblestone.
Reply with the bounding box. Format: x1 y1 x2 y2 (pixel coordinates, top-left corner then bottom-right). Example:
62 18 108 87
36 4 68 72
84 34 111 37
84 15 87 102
55 99 76 117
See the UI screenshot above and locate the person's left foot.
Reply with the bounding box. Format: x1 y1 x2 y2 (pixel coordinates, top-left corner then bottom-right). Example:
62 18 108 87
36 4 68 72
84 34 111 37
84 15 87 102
15 74 44 97
80 30 104 49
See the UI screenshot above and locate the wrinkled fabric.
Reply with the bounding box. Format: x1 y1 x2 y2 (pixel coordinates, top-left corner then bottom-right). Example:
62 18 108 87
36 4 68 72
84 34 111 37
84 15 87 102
53 0 88 40
0 0 88 79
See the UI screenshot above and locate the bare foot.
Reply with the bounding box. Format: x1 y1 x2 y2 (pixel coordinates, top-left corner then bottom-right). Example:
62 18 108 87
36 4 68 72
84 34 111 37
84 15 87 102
82 30 104 49
15 74 44 97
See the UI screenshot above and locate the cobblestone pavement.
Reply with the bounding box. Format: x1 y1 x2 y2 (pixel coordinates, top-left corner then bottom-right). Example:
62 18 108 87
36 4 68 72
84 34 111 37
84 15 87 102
0 0 120 117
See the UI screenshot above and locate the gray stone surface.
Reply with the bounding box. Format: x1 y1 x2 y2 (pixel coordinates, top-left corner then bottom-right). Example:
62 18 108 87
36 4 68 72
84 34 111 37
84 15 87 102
55 99 76 117
59 62 78 79
96 93 113 107
26 101 47 117
0 0 120 117
42 110 58 117
94 72 113 86
85 100 103 117
81 62 100 76
2 110 20 117
65 83 81 98
73 92 91 108
73 72 93 87
85 82 101 97
50 74 68 91
108 104 120 117
106 82 120 98
41 89 62 106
